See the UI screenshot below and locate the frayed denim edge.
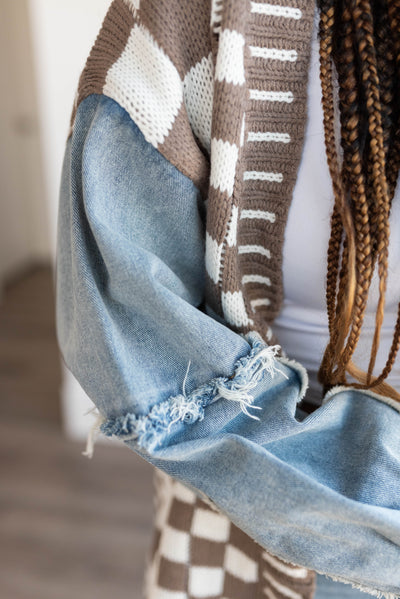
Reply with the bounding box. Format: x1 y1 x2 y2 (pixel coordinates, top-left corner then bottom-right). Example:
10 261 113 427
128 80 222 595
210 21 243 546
317 571 399 599
263 546 400 599
82 330 286 458
323 384 400 414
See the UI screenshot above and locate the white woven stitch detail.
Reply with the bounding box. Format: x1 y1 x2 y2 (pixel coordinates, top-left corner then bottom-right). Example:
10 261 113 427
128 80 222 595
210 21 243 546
249 89 294 103
205 232 223 284
262 551 310 579
242 274 271 286
104 23 183 147
240 209 276 223
224 545 258 583
215 29 245 85
189 567 224 597
262 570 303 599
211 0 224 34
244 170 283 182
210 138 239 196
226 205 238 247
122 0 140 12
222 290 255 328
250 2 302 19
240 113 246 147
248 131 291 143
250 298 271 311
249 46 298 62
190 508 230 542
239 245 271 259
159 526 190 563
183 52 214 155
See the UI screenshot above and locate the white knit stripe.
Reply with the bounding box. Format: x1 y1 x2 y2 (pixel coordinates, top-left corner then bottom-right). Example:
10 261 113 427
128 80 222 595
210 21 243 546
240 209 276 223
250 298 271 310
262 551 310 579
104 24 183 147
242 274 271 286
159 525 190 563
248 131 291 143
266 326 273 342
250 2 302 20
224 545 258 583
205 232 223 284
123 0 140 12
262 571 303 599
183 52 214 155
211 0 223 33
240 113 246 147
215 29 245 85
244 171 283 183
189 567 224 598
149 588 188 599
221 290 254 327
263 588 279 599
226 205 239 247
172 479 197 504
249 89 294 103
249 46 298 62
210 138 239 196
239 244 271 259
190 507 231 542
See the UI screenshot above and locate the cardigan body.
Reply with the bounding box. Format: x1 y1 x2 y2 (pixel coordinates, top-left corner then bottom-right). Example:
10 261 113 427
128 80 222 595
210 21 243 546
70 0 316 347
56 1 400 598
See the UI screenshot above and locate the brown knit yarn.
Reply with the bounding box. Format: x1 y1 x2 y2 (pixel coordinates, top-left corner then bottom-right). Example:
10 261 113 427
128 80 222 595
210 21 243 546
317 0 400 401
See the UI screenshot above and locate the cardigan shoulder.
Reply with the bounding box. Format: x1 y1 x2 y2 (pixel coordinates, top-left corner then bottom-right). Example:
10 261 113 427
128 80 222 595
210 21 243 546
68 0 213 197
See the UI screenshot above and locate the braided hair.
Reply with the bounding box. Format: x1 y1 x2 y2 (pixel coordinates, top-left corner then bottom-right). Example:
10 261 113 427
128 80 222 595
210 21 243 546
317 0 400 401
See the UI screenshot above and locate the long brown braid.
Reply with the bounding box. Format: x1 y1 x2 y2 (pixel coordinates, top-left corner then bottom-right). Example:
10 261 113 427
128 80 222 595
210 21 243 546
317 0 400 401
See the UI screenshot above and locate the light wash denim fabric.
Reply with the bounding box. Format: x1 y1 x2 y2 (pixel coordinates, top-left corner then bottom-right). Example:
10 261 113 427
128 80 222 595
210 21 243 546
56 94 400 599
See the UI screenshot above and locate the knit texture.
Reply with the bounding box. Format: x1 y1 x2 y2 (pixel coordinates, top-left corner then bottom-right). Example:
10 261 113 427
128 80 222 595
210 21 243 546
68 1 317 596
69 0 315 348
145 468 316 599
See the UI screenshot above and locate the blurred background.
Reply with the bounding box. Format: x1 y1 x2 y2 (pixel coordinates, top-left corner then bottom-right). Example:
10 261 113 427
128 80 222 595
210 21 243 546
0 1 154 597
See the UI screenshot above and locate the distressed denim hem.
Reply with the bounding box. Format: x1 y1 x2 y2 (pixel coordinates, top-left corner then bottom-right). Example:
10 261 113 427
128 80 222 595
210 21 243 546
322 384 400 414
318 572 400 599
84 331 288 456
247 541 400 599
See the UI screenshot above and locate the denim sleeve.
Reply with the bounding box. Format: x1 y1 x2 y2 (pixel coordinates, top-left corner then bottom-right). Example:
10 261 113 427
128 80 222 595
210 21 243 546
55 94 400 596
55 93 276 433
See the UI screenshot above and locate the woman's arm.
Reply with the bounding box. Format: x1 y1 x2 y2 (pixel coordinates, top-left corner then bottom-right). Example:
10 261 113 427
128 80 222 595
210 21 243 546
55 93 275 454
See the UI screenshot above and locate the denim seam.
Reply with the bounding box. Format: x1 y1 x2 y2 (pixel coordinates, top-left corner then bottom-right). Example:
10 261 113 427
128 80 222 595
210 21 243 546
83 331 286 456
322 384 400 414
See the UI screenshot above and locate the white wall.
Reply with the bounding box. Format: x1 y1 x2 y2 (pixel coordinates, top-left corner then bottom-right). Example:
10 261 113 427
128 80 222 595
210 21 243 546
0 0 50 288
28 0 112 441
28 0 111 257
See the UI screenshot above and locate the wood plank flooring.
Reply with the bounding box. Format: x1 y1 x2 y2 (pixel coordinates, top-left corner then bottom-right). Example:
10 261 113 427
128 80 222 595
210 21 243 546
0 264 155 599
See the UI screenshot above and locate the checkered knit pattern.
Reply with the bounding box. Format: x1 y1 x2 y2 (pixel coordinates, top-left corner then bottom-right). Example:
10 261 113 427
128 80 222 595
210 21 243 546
69 0 315 348
144 470 316 599
69 0 317 595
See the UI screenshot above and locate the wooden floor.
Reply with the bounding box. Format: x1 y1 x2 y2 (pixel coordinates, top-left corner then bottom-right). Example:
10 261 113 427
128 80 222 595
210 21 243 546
0 264 155 599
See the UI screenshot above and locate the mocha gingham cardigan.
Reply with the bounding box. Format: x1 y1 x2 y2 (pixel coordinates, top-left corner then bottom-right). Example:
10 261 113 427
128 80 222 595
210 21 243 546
70 0 315 348
69 0 318 597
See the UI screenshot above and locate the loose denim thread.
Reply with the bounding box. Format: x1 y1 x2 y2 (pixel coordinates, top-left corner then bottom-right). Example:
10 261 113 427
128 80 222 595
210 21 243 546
82 332 286 457
82 405 106 459
320 573 400 599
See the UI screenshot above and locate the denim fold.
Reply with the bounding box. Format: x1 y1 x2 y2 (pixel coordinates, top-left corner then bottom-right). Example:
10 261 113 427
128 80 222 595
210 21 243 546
56 93 400 599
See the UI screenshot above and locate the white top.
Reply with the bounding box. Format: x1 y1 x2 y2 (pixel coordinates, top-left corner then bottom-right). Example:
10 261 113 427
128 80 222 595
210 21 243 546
272 11 400 404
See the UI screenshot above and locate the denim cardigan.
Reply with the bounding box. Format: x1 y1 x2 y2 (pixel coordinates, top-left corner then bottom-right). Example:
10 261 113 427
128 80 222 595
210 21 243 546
56 91 400 598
